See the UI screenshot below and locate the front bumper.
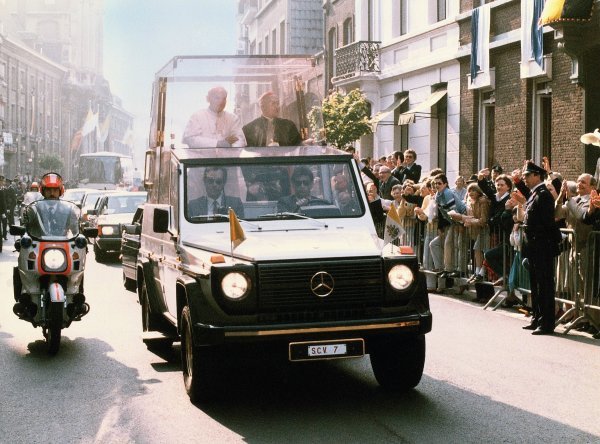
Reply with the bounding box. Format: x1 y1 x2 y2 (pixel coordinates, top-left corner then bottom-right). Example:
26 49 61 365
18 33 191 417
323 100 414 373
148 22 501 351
96 236 122 253
191 312 432 346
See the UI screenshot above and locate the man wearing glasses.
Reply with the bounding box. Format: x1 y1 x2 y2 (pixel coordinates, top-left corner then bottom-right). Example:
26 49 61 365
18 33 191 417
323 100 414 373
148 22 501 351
401 149 422 184
188 166 244 218
430 173 466 278
277 166 326 213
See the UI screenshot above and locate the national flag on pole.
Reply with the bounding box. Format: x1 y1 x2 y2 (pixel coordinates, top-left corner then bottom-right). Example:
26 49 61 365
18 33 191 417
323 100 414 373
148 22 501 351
70 130 83 152
97 114 111 145
81 107 98 136
470 5 490 83
229 208 246 250
121 127 135 147
383 205 406 247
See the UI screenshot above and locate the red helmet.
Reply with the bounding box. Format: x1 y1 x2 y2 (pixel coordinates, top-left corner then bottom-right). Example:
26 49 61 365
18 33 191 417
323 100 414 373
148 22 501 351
30 182 39 191
40 172 65 197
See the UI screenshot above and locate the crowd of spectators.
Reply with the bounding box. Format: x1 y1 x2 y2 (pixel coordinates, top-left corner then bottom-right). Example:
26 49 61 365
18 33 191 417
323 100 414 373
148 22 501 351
356 149 600 339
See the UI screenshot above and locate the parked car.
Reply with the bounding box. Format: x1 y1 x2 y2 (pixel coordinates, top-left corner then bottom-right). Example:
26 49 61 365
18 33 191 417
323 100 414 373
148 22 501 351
61 187 95 207
91 191 147 262
121 206 143 292
80 190 115 230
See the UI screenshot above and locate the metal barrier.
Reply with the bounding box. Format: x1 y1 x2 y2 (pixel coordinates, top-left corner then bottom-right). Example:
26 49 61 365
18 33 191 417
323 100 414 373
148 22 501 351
564 230 600 335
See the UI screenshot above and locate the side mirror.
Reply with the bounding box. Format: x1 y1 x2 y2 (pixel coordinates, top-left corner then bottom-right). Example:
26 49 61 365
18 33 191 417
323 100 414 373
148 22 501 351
153 208 169 233
123 223 141 235
83 227 98 238
9 225 26 236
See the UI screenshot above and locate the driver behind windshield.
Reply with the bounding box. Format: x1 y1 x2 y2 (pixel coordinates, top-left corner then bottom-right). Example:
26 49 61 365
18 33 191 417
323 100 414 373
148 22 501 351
277 166 327 213
188 167 244 218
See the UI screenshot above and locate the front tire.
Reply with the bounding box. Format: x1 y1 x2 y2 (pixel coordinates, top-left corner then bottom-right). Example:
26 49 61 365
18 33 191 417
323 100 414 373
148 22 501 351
46 302 63 355
123 272 136 292
370 335 425 392
94 243 106 263
180 306 217 403
140 280 160 331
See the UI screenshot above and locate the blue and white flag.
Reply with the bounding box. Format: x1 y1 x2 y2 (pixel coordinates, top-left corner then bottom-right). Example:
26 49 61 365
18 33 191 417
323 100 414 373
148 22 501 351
520 0 545 77
470 5 490 83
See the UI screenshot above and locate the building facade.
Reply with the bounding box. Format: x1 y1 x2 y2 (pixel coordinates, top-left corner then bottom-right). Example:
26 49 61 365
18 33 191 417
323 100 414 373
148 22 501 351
0 0 133 181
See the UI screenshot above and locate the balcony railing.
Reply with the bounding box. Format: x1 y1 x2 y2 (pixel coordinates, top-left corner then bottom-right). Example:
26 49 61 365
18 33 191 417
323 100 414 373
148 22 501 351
333 41 381 80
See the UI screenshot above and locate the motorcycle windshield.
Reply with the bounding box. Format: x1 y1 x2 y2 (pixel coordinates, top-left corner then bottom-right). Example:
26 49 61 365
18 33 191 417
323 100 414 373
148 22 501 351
24 200 82 240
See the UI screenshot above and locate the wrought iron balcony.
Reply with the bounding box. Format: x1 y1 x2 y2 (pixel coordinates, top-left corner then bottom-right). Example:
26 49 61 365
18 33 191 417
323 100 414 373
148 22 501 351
333 41 381 80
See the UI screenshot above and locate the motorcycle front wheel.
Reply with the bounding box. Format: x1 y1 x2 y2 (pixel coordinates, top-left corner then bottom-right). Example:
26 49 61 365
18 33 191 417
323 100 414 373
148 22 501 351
46 302 63 355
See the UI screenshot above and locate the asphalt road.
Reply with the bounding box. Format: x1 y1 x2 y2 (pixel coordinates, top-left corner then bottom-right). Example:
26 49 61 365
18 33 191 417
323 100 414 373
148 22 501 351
1 245 599 444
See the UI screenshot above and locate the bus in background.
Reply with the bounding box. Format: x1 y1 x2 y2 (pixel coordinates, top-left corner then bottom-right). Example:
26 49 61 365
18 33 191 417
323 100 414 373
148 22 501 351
78 152 133 190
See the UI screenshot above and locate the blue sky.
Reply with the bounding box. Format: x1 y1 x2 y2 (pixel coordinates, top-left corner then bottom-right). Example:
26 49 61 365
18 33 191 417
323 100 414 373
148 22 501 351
103 0 238 152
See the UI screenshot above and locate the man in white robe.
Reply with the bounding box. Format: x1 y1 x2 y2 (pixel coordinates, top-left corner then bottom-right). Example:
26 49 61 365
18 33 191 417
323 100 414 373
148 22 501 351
182 86 246 148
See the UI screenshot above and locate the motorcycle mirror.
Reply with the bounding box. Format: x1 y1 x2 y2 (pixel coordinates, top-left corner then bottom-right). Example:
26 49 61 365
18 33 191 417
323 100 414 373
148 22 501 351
9 225 25 236
83 227 98 238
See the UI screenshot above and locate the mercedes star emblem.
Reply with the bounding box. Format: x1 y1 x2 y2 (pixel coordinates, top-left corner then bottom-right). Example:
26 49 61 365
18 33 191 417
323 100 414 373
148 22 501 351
310 271 334 297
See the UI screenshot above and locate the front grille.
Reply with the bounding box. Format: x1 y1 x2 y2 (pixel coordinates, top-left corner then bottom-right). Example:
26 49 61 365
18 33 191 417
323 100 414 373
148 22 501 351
257 258 384 312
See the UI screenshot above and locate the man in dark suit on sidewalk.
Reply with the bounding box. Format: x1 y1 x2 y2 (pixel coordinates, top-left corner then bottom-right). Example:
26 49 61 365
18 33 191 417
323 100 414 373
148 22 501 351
188 167 244 218
243 92 302 147
518 161 562 335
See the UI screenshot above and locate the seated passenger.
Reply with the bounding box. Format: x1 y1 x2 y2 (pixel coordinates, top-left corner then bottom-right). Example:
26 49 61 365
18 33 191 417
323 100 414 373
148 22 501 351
277 166 328 213
188 166 244 218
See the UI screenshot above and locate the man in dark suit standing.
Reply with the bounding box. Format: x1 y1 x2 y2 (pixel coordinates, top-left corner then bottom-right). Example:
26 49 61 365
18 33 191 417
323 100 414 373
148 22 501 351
517 161 562 335
243 92 302 147
401 149 422 184
188 167 244 218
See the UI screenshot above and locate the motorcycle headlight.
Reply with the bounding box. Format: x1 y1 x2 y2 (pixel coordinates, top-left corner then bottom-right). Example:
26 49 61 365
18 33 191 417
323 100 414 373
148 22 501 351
100 225 116 236
387 264 414 291
221 272 250 300
42 248 67 272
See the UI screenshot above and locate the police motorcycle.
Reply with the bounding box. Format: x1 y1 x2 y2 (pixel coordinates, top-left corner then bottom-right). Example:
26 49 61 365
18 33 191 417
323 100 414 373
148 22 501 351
10 173 97 355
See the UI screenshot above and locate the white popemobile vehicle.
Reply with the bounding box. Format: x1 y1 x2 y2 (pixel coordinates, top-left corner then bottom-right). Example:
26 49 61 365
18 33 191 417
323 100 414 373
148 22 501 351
136 55 432 403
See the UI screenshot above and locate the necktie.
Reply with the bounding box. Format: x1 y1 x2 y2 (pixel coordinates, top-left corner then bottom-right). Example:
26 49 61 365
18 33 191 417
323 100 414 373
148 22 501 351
266 119 274 145
212 200 219 215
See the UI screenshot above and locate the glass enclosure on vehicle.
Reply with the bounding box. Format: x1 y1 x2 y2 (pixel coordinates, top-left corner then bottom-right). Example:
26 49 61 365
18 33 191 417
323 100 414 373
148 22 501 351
149 55 324 151
23 200 81 240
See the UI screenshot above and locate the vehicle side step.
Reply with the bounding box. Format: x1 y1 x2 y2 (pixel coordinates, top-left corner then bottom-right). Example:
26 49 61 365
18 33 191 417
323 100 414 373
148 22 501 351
142 331 178 344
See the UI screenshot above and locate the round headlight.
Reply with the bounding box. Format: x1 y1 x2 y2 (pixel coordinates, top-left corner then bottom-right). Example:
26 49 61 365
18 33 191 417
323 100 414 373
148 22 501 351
388 264 414 290
43 248 67 272
101 225 115 235
221 272 250 300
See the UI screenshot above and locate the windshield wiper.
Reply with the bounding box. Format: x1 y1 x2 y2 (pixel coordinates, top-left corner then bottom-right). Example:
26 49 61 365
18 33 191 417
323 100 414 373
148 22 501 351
189 214 230 222
259 212 328 228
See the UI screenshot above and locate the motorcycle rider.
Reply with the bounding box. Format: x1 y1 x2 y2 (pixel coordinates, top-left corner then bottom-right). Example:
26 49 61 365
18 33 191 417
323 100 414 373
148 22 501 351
22 173 78 236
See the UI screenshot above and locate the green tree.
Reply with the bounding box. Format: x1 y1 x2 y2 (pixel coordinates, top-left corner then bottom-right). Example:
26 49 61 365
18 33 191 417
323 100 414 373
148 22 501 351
38 154 64 173
308 89 372 150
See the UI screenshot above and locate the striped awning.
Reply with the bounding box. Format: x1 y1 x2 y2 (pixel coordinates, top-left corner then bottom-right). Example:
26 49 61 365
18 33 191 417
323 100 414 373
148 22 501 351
398 89 447 125
539 0 594 26
371 96 408 130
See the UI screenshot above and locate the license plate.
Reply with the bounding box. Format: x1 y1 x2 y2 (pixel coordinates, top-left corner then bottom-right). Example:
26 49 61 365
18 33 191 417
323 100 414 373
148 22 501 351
289 339 364 362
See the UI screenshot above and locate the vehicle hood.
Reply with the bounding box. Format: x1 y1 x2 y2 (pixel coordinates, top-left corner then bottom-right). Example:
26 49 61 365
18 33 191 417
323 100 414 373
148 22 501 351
183 227 382 261
97 213 135 225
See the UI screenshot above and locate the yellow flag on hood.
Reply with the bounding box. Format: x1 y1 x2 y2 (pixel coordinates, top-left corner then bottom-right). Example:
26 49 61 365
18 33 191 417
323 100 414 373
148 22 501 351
229 208 246 249
383 204 405 247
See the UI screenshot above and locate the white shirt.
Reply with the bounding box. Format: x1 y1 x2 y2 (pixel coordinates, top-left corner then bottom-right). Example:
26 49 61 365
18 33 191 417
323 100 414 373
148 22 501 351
182 108 246 147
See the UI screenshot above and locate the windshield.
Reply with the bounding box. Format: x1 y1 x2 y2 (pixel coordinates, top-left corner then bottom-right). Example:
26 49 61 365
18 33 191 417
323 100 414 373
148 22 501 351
101 194 147 215
184 159 364 222
23 200 81 240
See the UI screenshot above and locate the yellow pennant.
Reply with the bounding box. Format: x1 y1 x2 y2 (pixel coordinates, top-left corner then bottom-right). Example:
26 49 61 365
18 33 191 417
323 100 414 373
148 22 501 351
229 208 246 249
